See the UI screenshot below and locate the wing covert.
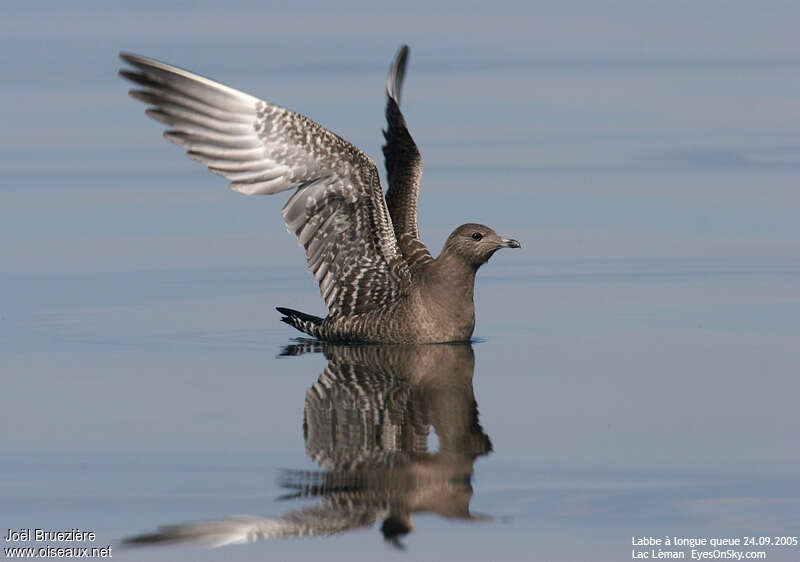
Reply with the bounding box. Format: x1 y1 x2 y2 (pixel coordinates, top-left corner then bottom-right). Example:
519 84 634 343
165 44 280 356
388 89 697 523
382 46 433 268
120 53 411 315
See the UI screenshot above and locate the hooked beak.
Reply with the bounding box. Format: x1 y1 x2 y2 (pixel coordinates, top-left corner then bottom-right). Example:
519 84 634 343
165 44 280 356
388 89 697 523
501 238 521 249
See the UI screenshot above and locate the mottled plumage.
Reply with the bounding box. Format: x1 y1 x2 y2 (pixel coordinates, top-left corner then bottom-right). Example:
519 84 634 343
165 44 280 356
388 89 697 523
119 46 520 343
124 343 490 549
383 46 432 269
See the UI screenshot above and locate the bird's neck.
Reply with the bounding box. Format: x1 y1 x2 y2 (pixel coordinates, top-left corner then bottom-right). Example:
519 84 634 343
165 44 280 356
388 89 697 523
417 250 478 341
425 250 478 302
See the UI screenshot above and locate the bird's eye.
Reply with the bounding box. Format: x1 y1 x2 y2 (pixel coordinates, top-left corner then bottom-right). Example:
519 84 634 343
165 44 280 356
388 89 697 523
472 232 483 241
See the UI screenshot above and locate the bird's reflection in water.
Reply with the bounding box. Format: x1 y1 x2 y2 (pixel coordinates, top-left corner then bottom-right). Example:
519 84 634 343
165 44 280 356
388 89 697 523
124 343 492 549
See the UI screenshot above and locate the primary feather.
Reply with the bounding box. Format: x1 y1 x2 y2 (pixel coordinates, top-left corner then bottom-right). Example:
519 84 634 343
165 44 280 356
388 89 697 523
120 52 412 317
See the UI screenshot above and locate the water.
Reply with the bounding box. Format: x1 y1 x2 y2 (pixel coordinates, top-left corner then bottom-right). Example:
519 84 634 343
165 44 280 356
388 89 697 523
2 1 800 560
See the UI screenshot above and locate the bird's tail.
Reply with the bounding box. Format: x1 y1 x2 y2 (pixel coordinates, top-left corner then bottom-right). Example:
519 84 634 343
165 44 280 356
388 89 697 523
276 307 323 338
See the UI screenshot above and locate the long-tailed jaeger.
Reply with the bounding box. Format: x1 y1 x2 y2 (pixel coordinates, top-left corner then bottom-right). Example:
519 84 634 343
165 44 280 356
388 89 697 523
119 46 520 343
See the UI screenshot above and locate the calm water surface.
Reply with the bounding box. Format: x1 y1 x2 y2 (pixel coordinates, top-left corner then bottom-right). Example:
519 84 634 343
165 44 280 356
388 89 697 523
2 2 800 561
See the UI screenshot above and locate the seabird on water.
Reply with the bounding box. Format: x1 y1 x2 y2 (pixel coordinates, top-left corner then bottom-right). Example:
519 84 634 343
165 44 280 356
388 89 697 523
119 46 520 343
123 343 491 548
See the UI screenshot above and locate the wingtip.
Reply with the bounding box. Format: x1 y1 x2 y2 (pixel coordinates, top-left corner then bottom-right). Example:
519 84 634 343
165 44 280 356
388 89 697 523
118 69 139 81
119 52 149 67
386 44 410 105
145 108 172 126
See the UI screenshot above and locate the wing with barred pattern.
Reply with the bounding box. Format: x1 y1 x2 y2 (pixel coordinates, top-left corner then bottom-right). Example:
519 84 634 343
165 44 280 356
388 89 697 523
120 53 411 316
382 46 433 268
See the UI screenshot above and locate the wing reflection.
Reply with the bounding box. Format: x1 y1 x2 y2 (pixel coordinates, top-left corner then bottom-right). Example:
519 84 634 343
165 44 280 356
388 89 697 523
124 343 492 549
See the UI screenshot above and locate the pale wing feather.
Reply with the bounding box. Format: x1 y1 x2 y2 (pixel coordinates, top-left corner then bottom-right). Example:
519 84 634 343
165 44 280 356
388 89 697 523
120 53 410 315
123 505 383 548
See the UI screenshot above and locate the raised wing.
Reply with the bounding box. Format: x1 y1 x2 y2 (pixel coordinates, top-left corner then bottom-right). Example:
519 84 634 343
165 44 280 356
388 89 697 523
119 53 411 316
382 46 433 268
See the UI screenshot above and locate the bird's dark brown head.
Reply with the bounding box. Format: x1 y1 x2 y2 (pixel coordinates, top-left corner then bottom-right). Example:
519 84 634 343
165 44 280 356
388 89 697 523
441 223 521 268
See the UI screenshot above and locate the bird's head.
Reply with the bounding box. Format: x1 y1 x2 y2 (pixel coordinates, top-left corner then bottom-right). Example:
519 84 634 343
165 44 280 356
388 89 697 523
441 223 521 268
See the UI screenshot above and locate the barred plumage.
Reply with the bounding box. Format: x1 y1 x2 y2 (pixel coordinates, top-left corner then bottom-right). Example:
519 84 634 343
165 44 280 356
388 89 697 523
124 344 491 548
383 46 433 269
119 46 520 343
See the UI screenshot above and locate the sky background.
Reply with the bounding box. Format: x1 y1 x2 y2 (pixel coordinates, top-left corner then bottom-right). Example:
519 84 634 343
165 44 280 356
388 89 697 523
2 1 799 561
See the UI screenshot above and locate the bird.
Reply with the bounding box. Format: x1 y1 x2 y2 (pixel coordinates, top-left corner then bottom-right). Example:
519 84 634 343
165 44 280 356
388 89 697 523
119 46 520 343
123 343 491 549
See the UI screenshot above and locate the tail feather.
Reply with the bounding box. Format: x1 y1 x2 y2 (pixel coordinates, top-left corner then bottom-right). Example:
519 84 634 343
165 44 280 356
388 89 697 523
277 307 323 338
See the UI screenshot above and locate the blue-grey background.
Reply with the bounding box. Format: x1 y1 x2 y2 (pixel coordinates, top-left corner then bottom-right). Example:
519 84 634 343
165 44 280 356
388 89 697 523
2 1 799 560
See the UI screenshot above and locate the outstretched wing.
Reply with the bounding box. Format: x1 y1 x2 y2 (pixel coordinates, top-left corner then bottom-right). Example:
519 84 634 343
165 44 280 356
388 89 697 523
382 46 433 268
123 504 384 548
120 53 411 316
